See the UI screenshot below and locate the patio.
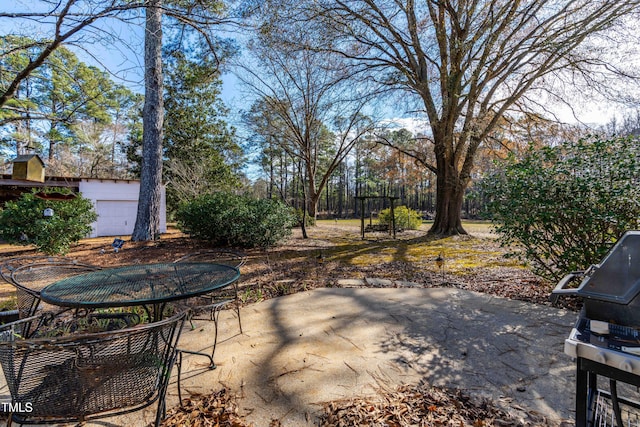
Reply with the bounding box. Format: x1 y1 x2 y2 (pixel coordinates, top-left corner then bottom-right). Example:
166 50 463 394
0 286 578 426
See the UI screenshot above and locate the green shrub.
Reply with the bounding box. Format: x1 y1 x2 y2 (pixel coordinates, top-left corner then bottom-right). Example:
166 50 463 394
176 192 297 248
0 190 97 255
378 205 422 230
294 208 315 227
482 135 640 280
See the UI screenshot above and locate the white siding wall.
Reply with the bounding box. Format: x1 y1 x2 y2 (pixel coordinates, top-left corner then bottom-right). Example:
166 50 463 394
79 179 167 238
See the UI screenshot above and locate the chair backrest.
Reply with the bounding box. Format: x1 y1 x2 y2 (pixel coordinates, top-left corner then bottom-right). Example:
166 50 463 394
0 256 70 285
10 261 101 294
173 249 246 270
10 261 101 318
0 311 187 424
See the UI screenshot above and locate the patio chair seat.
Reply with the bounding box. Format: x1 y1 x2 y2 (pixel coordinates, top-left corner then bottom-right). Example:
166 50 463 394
17 352 158 418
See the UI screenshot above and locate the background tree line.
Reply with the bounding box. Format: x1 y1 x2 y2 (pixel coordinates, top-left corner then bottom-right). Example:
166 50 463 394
2 28 640 224
0 0 235 241
0 27 242 215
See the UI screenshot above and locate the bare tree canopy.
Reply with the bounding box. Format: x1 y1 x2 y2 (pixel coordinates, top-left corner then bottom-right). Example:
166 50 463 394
0 1 147 107
238 34 376 224
0 0 234 107
261 0 640 234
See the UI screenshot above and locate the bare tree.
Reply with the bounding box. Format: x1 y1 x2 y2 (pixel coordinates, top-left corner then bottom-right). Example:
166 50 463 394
270 0 640 234
165 157 218 205
0 1 148 108
2 0 235 241
0 1 234 107
239 38 376 222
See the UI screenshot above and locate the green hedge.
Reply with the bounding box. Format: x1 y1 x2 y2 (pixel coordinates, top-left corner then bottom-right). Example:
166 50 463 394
176 192 296 248
0 190 97 255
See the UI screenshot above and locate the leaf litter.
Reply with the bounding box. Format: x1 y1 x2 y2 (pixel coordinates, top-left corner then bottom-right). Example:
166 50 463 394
158 382 548 427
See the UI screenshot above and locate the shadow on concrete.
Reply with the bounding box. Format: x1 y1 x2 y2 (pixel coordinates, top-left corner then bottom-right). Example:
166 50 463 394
230 287 577 425
23 288 577 426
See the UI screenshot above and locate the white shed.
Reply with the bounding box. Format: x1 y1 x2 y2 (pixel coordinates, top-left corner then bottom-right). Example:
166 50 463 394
79 179 167 238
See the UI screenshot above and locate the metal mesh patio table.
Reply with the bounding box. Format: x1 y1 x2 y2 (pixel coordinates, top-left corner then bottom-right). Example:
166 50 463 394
40 262 240 321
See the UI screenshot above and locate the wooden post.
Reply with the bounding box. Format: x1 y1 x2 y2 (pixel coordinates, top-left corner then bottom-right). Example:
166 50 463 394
390 197 396 238
360 198 365 240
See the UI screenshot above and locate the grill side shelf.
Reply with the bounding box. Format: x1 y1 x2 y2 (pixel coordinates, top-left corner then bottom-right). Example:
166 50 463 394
566 321 640 376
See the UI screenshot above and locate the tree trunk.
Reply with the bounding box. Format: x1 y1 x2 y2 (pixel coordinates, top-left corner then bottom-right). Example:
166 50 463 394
429 161 468 235
300 202 308 239
268 139 274 199
337 164 344 218
307 181 319 220
299 167 308 238
132 0 163 242
325 181 330 214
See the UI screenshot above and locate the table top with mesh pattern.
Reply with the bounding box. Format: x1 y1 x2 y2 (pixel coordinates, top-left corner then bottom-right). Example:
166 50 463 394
40 262 240 309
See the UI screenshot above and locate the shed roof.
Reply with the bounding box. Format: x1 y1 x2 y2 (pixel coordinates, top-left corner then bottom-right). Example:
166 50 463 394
13 154 45 166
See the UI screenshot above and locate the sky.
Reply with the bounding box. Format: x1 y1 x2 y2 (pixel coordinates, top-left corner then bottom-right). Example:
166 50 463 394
0 2 247 121
3 1 620 121
0 1 627 151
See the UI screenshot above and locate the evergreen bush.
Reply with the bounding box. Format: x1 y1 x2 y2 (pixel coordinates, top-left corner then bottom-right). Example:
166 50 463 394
294 208 315 227
378 206 422 230
482 135 640 280
0 190 97 255
176 192 296 248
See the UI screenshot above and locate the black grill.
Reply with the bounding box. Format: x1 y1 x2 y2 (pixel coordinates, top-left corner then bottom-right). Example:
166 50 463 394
553 231 640 426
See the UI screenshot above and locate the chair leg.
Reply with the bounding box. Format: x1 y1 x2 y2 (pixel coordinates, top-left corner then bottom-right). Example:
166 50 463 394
27 298 41 318
176 350 184 405
157 349 179 426
174 303 228 408
235 299 243 334
155 390 166 427
210 305 222 362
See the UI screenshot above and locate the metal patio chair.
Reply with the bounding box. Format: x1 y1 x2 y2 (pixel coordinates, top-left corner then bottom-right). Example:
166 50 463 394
7 259 101 319
172 249 245 398
173 249 245 333
0 310 187 426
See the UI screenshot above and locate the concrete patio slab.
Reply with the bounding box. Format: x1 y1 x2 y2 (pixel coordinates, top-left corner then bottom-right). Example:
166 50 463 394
364 277 394 287
336 278 365 287
0 287 579 426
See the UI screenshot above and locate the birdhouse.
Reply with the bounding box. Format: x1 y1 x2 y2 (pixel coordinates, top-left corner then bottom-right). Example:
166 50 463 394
12 154 45 183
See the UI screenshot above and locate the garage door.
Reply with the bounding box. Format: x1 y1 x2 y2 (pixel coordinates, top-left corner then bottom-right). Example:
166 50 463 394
96 201 138 237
